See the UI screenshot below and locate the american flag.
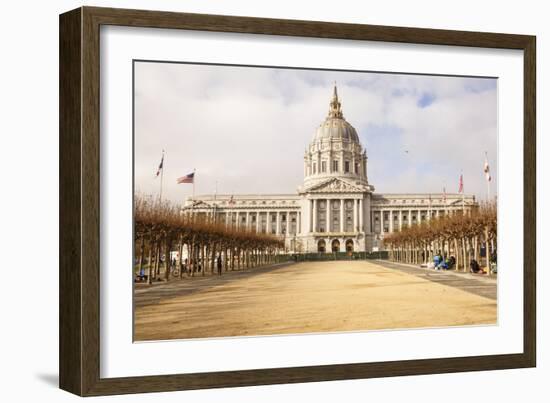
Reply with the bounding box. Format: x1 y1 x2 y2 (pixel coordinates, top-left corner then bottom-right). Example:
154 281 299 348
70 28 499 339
228 195 236 205
176 172 195 184
484 154 492 182
458 174 464 193
155 153 164 177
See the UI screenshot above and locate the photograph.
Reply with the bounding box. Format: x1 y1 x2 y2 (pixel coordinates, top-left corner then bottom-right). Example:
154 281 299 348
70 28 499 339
132 61 498 342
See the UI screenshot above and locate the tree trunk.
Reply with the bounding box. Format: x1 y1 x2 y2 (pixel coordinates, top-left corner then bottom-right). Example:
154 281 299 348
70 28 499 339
201 244 205 276
485 227 491 276
164 238 172 282
474 235 479 263
147 237 154 285
462 237 468 272
178 240 184 279
154 242 161 280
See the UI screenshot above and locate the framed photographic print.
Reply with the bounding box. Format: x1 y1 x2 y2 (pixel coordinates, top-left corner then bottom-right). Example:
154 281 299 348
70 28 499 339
59 6 536 396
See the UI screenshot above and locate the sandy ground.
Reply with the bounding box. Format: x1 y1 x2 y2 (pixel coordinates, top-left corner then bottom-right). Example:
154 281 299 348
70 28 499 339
134 260 497 341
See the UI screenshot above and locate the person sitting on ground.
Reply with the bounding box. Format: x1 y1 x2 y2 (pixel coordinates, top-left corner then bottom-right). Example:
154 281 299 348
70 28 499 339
433 253 442 269
470 259 483 274
447 256 456 270
436 259 448 270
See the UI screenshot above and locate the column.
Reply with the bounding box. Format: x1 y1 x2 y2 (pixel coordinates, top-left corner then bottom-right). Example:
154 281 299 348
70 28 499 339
312 199 317 232
298 211 302 234
353 199 357 232
389 209 394 233
340 199 344 232
308 200 313 232
287 210 290 235
276 211 280 235
325 199 330 233
246 211 250 229
398 209 403 230
255 212 260 233
408 210 412 227
359 199 364 232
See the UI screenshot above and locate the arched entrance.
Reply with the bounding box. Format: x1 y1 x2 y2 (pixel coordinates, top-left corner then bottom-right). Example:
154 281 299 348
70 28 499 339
331 239 340 252
345 239 354 253
317 239 326 253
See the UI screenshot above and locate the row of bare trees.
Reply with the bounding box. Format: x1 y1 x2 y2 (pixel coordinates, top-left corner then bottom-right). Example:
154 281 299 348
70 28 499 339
384 203 497 273
134 196 286 284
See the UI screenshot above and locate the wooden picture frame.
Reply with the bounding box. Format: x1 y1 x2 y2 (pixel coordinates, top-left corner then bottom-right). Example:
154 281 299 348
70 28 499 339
59 6 536 396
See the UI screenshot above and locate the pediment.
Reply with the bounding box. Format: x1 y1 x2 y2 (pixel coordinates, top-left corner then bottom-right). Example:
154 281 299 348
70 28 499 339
189 200 212 208
305 178 366 194
448 199 466 206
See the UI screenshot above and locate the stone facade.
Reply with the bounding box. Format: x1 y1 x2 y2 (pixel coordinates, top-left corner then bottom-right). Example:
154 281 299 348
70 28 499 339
183 85 476 252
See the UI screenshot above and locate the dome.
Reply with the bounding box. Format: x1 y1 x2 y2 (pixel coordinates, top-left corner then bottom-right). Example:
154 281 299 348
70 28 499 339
314 118 360 142
312 84 360 143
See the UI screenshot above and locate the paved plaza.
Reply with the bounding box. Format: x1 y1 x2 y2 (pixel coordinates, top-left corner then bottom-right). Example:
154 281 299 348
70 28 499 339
134 260 497 341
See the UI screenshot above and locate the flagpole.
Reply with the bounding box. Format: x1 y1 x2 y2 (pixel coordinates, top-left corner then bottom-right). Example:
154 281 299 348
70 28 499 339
213 180 218 223
461 171 465 215
159 150 165 205
484 151 492 204
192 168 196 199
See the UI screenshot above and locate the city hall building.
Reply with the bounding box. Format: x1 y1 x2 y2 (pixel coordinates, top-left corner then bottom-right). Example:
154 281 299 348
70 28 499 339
184 86 476 253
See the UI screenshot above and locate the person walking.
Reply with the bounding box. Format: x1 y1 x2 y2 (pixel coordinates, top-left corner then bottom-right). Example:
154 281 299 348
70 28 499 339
217 255 223 276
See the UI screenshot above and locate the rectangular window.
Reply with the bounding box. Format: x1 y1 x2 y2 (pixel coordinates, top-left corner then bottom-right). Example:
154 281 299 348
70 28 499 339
313 163 317 174
355 162 359 174
321 161 327 173
332 160 339 172
345 161 350 173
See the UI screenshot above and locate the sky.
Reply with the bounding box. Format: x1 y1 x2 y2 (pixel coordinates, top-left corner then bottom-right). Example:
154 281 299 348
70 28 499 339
134 61 497 204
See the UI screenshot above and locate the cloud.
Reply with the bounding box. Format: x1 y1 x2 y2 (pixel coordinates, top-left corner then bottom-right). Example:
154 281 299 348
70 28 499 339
134 62 497 204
